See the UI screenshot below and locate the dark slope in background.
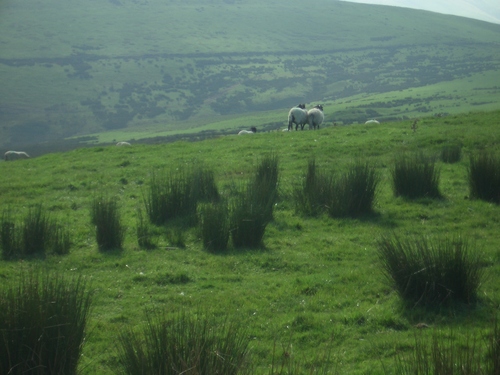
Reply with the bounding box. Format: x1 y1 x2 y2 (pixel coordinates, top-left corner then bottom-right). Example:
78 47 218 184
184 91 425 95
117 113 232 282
1 0 500 153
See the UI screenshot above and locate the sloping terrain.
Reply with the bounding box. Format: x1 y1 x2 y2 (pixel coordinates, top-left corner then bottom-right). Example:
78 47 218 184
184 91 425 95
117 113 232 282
1 0 500 150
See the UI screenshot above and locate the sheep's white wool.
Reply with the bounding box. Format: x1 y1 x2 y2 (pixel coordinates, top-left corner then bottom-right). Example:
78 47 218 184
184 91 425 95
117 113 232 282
365 119 380 124
307 105 324 130
116 142 131 146
288 106 308 131
4 151 30 161
238 130 254 135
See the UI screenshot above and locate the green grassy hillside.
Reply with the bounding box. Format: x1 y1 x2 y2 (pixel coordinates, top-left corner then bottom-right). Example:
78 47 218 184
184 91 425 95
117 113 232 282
0 110 499 374
1 0 500 150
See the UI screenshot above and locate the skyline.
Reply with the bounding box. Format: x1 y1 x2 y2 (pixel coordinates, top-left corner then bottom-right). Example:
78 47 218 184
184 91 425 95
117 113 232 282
339 0 500 24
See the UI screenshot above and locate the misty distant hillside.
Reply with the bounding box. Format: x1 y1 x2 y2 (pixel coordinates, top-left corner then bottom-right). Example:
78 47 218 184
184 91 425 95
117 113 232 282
1 0 500 151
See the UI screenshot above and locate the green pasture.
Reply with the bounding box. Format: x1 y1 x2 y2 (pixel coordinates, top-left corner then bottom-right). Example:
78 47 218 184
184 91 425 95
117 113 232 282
0 110 499 374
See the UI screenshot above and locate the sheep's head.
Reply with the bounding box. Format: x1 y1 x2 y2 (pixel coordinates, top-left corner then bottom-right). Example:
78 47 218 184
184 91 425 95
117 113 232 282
314 104 324 111
296 103 306 109
250 126 257 133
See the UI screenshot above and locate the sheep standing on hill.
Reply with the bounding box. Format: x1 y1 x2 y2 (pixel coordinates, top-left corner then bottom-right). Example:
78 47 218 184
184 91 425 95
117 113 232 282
238 127 257 135
288 104 309 131
4 151 30 161
307 105 324 130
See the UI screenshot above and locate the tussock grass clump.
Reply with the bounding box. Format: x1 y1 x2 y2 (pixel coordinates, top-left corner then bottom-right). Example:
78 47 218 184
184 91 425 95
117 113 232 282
251 153 279 222
326 160 379 218
144 170 196 226
391 153 441 199
0 206 71 258
487 316 500 374
0 270 92 375
136 208 157 250
51 224 71 255
117 312 249 375
468 151 500 204
21 205 53 256
393 319 500 375
91 196 124 251
294 159 379 218
440 144 462 163
144 166 219 226
199 201 230 253
230 155 279 249
378 234 484 306
293 159 333 216
1 210 21 259
230 184 271 249
394 331 482 374
192 166 220 203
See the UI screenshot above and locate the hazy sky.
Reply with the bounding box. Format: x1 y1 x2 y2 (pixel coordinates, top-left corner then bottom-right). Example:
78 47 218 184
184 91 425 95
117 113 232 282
339 0 500 24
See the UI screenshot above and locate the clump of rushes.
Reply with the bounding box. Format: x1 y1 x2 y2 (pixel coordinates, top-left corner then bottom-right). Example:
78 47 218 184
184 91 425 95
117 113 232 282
117 311 250 375
392 152 441 199
0 269 92 375
440 143 462 163
468 151 500 204
231 154 279 249
91 196 124 251
199 200 230 253
0 206 71 259
136 208 157 250
326 160 379 218
378 233 484 306
293 158 333 216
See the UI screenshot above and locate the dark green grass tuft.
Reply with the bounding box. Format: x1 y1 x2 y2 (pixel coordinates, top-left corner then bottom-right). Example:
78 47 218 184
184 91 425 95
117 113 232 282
199 201 230 253
0 269 92 375
251 153 279 222
192 166 221 203
468 151 500 204
326 160 380 218
392 152 442 199
230 184 270 249
294 159 379 218
293 159 333 216
487 316 500 375
392 320 500 375
117 311 250 375
0 206 71 258
144 170 196 226
440 144 462 163
136 208 157 250
51 224 71 255
144 166 219 226
1 210 21 259
22 204 54 256
377 234 485 306
91 196 125 251
230 154 279 249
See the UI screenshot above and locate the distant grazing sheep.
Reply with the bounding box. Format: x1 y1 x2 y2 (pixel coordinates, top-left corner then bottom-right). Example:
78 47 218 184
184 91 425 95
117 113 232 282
365 119 380 125
288 103 308 131
307 105 324 130
4 151 30 161
116 142 131 146
238 127 257 135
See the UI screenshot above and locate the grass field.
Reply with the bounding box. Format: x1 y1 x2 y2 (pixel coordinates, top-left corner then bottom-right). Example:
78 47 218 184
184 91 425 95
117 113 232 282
1 109 499 373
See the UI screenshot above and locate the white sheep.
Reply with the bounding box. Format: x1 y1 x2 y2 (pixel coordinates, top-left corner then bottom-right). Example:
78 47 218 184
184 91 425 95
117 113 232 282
116 141 131 146
288 104 308 131
365 119 380 125
307 105 324 130
4 151 30 161
238 127 257 135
